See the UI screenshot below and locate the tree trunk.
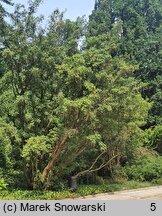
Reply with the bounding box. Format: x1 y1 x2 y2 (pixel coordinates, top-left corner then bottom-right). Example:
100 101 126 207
69 176 78 191
41 135 68 182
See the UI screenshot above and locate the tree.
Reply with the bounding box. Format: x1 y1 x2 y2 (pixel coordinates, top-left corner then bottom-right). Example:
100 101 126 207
0 1 88 188
0 0 13 75
88 0 162 126
0 0 151 190
0 0 13 38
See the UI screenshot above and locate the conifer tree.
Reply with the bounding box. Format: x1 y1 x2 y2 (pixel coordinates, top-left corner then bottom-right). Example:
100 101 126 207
88 0 162 125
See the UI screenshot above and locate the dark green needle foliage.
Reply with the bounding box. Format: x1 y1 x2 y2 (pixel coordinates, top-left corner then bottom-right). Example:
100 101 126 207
0 0 162 191
88 0 162 126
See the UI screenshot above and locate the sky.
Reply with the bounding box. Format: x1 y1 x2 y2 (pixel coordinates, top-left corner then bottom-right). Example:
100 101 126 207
5 0 95 21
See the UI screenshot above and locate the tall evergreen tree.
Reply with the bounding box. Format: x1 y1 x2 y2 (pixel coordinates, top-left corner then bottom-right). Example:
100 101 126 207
88 0 162 126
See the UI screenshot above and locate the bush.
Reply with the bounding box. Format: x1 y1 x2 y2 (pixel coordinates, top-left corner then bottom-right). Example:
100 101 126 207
0 169 27 189
125 155 162 181
150 125 162 155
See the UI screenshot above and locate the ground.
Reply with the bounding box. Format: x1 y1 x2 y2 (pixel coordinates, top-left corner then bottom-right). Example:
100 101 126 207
75 186 162 200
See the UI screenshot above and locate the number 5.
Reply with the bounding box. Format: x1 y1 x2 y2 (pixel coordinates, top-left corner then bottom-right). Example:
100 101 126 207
150 203 156 211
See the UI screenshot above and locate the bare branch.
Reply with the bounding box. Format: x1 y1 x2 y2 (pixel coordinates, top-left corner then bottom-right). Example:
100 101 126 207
88 153 120 173
74 153 120 178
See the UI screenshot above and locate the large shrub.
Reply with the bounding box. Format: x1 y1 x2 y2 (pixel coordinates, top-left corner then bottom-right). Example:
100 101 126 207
125 154 162 181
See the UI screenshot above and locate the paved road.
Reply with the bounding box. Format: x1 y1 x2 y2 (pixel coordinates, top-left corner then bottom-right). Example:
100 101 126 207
77 186 162 200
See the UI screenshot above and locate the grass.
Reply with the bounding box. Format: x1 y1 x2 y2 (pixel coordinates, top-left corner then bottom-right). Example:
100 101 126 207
0 180 160 200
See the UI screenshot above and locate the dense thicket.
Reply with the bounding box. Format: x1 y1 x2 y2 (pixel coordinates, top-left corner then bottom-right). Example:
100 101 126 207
0 0 162 190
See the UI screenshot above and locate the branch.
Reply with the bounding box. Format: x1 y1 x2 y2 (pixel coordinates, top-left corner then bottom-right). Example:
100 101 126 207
42 128 78 181
87 150 107 171
88 153 120 173
74 153 120 178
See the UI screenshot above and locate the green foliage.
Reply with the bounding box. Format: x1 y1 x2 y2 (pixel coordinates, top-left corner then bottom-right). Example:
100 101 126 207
0 0 161 191
0 189 74 200
125 155 162 181
0 119 20 168
88 0 162 126
0 169 26 189
77 180 155 196
145 125 162 154
22 136 51 160
0 178 8 190
0 180 156 199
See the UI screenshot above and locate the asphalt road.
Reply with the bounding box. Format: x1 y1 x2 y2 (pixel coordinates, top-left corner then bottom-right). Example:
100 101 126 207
77 186 162 200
